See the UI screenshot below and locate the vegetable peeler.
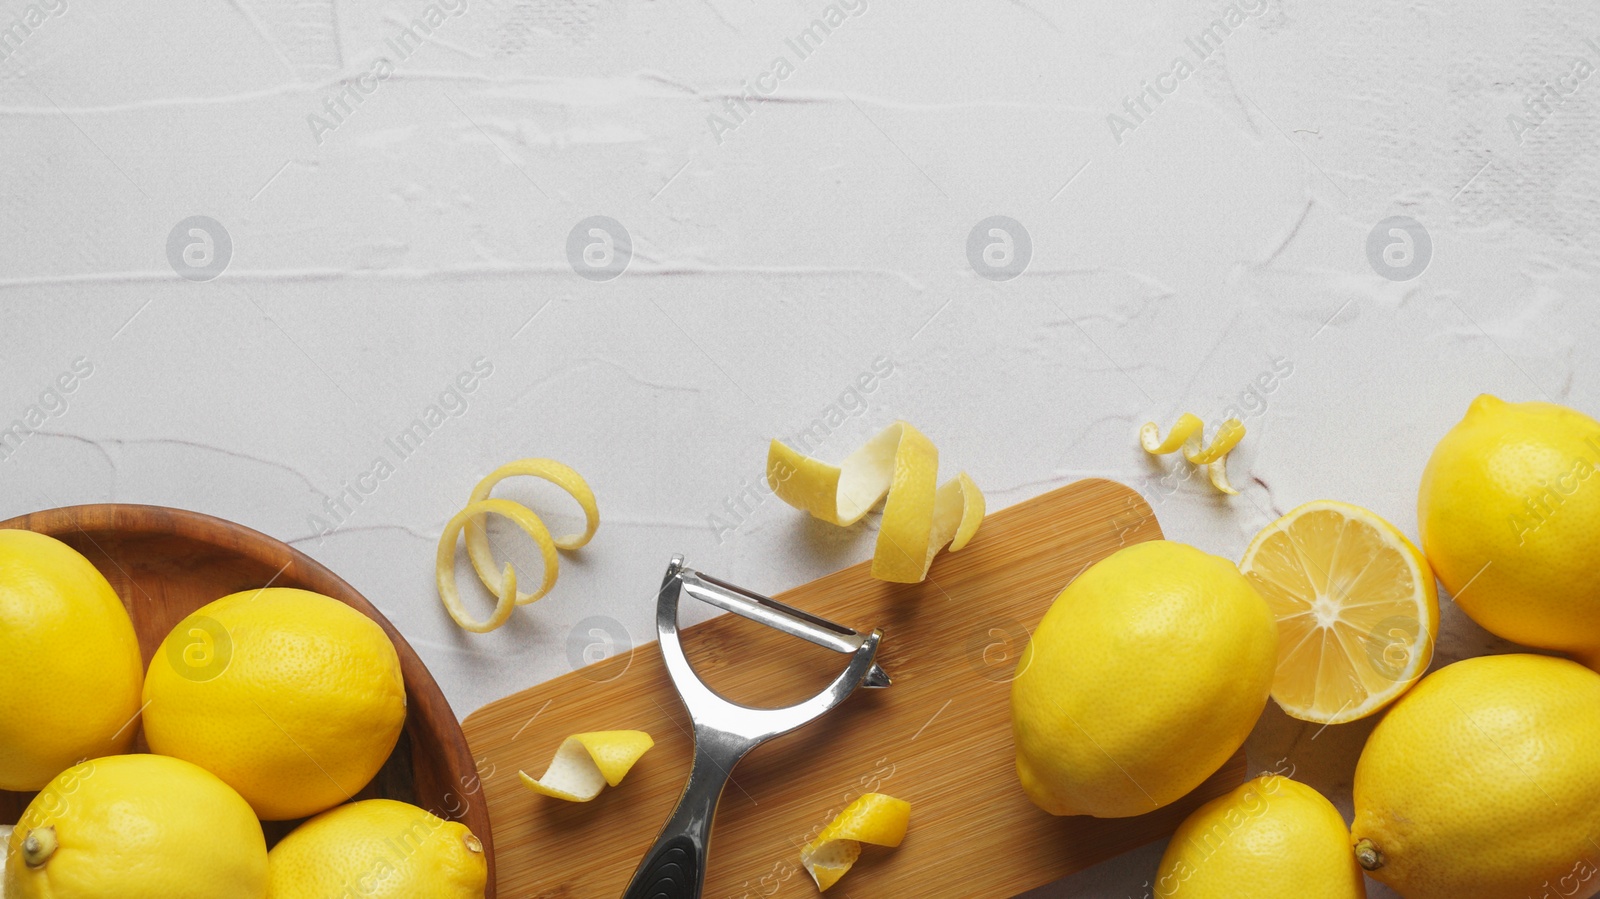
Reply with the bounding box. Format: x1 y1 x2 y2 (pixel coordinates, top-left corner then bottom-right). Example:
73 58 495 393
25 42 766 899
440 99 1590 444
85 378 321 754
621 555 891 899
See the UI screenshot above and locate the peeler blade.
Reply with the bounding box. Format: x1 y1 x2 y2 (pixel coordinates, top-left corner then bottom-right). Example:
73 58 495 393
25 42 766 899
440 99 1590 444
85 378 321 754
680 566 891 686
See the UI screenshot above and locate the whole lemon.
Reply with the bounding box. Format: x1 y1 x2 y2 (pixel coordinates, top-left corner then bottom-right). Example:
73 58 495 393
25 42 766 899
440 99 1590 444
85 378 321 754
0 530 143 791
142 587 407 820
265 799 486 898
1352 653 1600 899
1011 540 1277 817
1419 395 1600 666
1155 774 1365 898
4 754 267 899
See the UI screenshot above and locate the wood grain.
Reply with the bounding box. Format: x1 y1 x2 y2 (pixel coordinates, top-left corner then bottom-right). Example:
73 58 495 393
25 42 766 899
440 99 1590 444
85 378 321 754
0 503 495 897
464 478 1247 899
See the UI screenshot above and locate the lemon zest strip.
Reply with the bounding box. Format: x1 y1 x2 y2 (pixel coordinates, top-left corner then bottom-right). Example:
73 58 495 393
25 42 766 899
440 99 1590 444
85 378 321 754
1140 414 1245 495
800 792 910 892
435 459 599 633
465 459 599 605
518 730 654 802
767 421 984 583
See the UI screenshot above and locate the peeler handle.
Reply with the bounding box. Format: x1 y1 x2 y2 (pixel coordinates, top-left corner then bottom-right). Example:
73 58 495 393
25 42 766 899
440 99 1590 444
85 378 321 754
625 834 700 899
622 727 751 899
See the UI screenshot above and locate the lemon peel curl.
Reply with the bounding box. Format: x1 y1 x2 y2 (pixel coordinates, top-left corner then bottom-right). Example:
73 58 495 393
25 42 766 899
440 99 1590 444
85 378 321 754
518 730 654 802
767 421 984 584
800 792 910 892
1140 413 1245 495
435 459 599 633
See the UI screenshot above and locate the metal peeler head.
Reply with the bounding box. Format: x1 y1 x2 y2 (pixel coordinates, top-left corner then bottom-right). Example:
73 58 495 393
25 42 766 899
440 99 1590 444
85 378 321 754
623 556 889 899
659 553 889 684
656 555 889 741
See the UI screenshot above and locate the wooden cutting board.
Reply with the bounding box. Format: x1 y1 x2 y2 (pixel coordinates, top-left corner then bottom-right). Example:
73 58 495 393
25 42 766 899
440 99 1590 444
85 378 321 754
463 478 1247 898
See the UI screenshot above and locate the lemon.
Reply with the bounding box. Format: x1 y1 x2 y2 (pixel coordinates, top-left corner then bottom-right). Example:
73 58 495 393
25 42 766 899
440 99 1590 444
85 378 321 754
142 587 407 821
0 530 144 791
1011 540 1277 817
1155 775 1365 898
265 799 486 899
1419 395 1600 667
1352 653 1600 899
1239 501 1439 724
4 754 267 899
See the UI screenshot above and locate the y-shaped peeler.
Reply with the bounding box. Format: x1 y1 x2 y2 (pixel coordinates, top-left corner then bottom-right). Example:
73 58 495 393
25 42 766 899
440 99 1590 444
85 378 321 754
621 555 891 899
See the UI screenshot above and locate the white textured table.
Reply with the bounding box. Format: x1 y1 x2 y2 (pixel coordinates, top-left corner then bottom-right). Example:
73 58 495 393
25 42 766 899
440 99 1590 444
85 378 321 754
4 0 1598 894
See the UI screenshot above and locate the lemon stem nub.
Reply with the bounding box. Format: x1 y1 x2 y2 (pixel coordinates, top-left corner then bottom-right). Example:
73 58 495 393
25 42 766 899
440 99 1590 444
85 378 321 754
22 826 58 868
464 832 484 854
1354 838 1385 871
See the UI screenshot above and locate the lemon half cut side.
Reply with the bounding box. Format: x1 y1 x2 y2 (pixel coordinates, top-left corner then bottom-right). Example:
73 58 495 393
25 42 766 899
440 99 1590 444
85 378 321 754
1240 500 1438 725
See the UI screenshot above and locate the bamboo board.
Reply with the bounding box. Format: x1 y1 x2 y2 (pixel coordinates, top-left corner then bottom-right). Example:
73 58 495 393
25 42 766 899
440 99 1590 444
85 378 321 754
463 478 1247 898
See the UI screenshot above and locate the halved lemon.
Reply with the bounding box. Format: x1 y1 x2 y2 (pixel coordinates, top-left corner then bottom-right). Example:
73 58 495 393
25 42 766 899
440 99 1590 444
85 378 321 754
1239 500 1438 725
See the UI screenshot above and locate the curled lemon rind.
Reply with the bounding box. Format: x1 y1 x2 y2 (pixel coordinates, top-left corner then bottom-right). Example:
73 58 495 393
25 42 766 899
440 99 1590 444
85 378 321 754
437 498 549 633
518 730 654 802
465 459 599 604
1140 414 1245 496
435 458 599 632
767 422 984 583
800 792 910 892
1139 412 1203 455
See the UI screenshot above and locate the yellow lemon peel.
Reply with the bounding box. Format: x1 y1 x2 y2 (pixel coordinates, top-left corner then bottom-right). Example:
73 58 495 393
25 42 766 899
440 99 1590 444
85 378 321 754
800 792 910 892
435 459 599 633
1140 413 1245 495
767 421 984 583
518 730 654 802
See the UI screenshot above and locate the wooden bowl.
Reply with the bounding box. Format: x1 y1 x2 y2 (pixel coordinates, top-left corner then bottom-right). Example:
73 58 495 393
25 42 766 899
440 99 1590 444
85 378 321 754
0 504 496 894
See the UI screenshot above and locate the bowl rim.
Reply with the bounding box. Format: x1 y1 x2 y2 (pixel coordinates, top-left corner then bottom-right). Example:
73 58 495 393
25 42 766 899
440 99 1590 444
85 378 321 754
0 502 496 894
